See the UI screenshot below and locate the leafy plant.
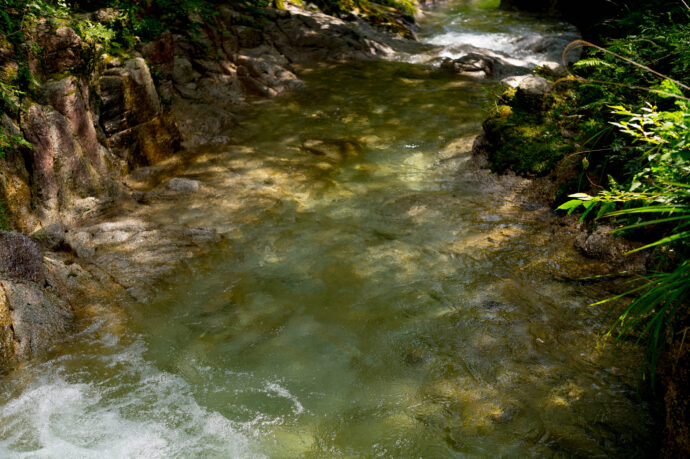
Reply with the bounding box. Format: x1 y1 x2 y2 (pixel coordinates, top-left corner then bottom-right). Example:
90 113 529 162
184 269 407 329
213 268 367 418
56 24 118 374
558 96 689 386
0 126 32 159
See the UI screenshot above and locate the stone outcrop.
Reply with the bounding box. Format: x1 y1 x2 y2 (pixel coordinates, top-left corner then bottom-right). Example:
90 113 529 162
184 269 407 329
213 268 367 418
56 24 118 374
0 232 45 284
0 231 76 366
98 58 181 168
150 3 408 147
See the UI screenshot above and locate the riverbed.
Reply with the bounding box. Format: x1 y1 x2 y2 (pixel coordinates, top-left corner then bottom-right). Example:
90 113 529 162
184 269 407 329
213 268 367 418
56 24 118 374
0 1 654 456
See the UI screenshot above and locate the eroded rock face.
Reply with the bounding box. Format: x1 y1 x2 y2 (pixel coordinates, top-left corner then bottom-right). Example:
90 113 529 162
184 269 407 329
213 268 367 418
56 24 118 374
0 231 44 285
35 25 84 75
45 77 110 177
1 280 72 359
22 103 107 223
99 58 181 168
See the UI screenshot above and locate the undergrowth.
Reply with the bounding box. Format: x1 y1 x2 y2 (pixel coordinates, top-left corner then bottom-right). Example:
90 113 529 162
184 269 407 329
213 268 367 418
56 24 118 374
552 4 689 386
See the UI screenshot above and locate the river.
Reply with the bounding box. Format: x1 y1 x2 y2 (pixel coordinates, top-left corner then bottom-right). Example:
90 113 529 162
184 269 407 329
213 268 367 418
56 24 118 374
0 1 654 457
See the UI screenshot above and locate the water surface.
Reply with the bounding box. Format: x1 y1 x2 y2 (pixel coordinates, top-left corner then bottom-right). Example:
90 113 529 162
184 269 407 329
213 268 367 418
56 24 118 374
0 1 653 457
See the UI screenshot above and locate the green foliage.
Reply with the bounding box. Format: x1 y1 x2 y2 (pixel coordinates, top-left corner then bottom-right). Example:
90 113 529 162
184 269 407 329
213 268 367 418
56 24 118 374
0 126 32 161
561 99 690 386
74 18 117 47
0 201 10 231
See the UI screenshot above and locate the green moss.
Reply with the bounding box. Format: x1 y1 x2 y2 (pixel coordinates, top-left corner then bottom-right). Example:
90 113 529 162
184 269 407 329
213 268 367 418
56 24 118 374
483 108 573 176
0 201 11 232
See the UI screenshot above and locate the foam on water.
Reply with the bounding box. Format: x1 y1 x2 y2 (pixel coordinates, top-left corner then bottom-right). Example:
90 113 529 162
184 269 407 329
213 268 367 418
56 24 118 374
427 31 519 55
0 330 260 458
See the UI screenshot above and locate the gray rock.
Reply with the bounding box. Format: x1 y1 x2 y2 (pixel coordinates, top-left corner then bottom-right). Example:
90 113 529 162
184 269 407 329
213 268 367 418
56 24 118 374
166 178 200 193
500 74 531 88
515 75 552 109
0 231 45 284
440 46 533 79
32 223 67 250
21 103 106 221
1 280 72 358
64 231 95 258
574 225 625 261
511 33 581 65
172 56 199 85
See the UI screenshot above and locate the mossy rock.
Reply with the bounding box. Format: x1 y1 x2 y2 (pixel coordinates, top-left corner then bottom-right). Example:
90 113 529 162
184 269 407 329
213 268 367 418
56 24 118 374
483 113 572 176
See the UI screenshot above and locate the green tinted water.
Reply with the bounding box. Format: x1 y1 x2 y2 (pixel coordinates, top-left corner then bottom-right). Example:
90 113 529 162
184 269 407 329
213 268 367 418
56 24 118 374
0 2 653 457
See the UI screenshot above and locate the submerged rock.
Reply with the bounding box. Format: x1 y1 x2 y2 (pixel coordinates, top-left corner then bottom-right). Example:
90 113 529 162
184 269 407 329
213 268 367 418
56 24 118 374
166 178 201 193
301 138 364 161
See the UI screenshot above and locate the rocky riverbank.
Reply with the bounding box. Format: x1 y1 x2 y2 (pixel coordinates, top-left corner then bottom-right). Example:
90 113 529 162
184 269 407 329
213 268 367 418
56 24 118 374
0 1 423 369
0 0 587 370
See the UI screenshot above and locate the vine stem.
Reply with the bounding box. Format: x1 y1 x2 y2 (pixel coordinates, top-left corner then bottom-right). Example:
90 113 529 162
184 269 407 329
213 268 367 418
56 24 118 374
556 40 690 101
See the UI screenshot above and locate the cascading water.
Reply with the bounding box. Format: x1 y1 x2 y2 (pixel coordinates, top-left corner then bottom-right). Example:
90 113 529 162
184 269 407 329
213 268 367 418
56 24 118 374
0 1 653 457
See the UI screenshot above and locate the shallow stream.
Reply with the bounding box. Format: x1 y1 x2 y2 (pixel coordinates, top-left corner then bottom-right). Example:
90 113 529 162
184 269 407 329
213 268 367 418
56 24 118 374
0 1 654 457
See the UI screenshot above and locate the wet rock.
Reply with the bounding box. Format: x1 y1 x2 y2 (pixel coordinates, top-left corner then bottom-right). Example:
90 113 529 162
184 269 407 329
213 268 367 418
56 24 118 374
0 231 44 284
511 33 581 67
574 225 628 261
166 178 200 193
440 46 532 79
0 279 72 359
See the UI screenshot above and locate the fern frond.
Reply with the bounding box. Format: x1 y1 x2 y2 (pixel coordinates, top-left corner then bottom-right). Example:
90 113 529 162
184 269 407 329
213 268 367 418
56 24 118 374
573 58 616 69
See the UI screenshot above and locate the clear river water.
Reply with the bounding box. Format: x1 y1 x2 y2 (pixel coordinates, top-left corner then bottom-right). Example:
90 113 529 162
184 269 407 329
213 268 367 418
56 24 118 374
0 1 654 457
